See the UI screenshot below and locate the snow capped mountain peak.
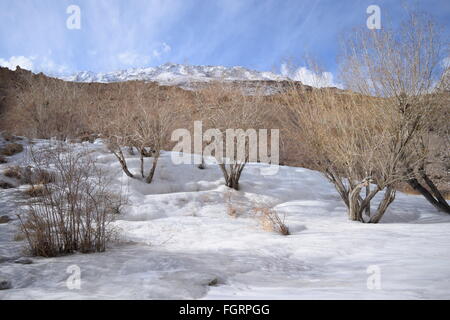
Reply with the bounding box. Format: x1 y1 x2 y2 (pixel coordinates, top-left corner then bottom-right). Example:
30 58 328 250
62 63 290 86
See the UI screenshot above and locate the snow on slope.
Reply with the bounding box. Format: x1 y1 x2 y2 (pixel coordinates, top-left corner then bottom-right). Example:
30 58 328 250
1 139 450 299
63 63 289 85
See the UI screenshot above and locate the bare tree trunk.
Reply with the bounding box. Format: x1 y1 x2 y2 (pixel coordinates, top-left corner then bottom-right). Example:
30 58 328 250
406 176 450 213
112 148 134 178
197 156 206 169
348 184 363 222
420 170 450 213
325 170 349 207
219 163 244 190
145 155 159 184
140 151 145 178
369 186 396 223
365 183 371 217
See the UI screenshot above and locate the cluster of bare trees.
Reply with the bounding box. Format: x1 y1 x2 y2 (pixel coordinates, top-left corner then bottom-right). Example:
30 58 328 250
280 12 449 222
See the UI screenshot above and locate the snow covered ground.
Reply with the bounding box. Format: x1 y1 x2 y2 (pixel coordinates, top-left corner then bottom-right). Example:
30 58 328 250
1 138 449 300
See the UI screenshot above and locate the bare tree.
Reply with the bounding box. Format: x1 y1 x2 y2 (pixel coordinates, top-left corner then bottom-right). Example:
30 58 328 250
94 82 136 178
340 11 449 214
197 83 266 190
280 85 403 222
94 82 182 183
280 11 448 222
130 84 181 183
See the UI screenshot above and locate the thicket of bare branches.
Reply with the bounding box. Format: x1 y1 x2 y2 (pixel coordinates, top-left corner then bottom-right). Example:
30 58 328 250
18 143 124 257
8 74 88 140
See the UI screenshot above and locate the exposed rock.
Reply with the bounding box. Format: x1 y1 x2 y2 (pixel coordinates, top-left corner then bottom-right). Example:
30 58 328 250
14 257 33 265
0 215 12 224
0 279 12 290
0 181 14 189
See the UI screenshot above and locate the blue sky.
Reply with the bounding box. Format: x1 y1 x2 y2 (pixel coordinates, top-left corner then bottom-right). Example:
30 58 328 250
0 0 449 79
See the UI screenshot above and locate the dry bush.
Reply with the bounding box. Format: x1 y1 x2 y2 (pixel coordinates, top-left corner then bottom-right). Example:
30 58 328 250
18 144 124 257
253 206 290 235
0 143 23 156
0 155 7 164
2 165 54 185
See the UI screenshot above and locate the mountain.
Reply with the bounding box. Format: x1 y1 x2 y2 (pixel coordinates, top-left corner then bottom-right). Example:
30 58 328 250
62 63 290 86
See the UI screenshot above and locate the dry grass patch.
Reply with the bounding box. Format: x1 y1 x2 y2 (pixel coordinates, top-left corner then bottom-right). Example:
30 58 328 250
253 206 290 236
225 191 239 218
24 185 48 198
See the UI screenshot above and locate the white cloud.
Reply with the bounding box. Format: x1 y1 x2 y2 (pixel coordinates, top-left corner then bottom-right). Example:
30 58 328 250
280 63 337 88
117 43 171 67
39 56 69 75
0 55 34 71
0 55 70 76
442 57 450 68
152 42 171 58
117 51 151 66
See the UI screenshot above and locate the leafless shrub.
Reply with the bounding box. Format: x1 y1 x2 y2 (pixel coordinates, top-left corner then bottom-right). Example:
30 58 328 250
18 143 124 257
0 143 24 156
253 206 290 235
0 155 7 164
